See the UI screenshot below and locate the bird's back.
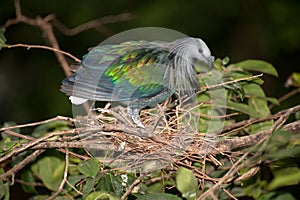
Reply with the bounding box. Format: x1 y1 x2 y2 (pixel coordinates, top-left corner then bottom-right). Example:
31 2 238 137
61 41 176 106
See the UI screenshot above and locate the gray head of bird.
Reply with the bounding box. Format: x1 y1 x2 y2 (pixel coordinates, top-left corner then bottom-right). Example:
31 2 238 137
169 37 214 95
170 37 214 67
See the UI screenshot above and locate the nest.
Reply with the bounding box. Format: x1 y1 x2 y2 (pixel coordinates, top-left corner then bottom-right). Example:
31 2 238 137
74 99 217 172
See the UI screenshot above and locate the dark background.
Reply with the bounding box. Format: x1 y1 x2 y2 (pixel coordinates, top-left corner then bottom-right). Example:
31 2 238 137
0 0 299 125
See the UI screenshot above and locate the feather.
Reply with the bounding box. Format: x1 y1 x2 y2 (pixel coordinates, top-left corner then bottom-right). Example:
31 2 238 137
61 37 214 127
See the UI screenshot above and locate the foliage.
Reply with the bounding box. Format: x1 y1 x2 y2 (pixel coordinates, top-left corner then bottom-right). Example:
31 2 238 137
1 2 300 199
0 53 299 199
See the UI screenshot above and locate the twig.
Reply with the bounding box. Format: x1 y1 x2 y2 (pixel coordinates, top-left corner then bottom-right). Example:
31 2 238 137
269 87 300 109
66 180 83 196
15 179 44 187
212 120 300 154
0 149 45 182
4 43 80 63
0 129 77 164
198 105 300 199
3 0 133 77
47 148 69 200
3 0 72 76
219 105 300 135
3 130 35 141
0 116 74 132
121 174 145 200
199 73 263 92
198 153 248 200
37 15 71 76
52 13 134 36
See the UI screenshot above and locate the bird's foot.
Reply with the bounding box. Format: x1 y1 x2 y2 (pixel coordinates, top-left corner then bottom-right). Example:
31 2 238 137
127 107 145 128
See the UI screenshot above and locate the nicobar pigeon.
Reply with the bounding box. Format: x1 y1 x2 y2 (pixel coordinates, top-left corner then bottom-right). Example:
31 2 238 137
61 37 214 128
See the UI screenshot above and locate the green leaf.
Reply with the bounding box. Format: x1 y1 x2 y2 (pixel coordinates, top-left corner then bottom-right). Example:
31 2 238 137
176 167 199 200
234 59 278 77
83 177 100 199
27 195 50 200
222 57 230 65
244 83 270 117
86 191 119 200
267 167 300 190
226 101 252 116
285 72 300 87
0 168 9 200
292 72 300 85
65 175 85 192
243 178 266 199
258 192 296 200
136 193 182 200
78 158 100 178
266 97 279 105
244 83 272 132
0 137 20 153
21 169 38 194
0 28 6 50
295 111 300 120
31 155 65 191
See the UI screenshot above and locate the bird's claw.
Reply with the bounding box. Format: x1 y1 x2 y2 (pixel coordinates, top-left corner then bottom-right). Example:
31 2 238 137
127 107 146 128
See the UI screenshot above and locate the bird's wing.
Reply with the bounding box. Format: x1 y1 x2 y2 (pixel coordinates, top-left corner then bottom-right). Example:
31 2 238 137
61 41 175 101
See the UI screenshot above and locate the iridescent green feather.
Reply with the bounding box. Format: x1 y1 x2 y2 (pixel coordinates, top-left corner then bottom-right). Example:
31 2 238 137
104 48 167 85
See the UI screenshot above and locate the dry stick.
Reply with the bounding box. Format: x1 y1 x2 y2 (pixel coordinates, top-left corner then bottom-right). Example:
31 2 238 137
269 87 300 109
4 129 88 161
48 148 70 200
199 73 263 92
25 120 299 157
2 107 299 158
15 179 44 187
52 13 134 36
4 0 71 76
219 105 299 135
270 104 300 132
0 149 46 182
0 116 74 132
3 130 35 141
66 179 83 196
173 160 236 199
121 174 146 200
0 129 77 164
198 105 300 199
4 44 80 63
198 152 249 200
39 17 71 76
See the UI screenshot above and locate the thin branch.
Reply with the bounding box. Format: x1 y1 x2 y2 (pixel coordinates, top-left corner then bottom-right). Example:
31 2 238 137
15 179 44 187
269 87 300 109
213 121 300 154
4 43 81 63
3 0 134 77
121 174 146 200
0 116 74 132
4 0 70 76
199 73 263 92
47 148 69 200
3 130 35 141
52 13 134 36
219 105 299 135
0 129 77 164
36 15 71 76
66 180 83 196
198 153 248 200
0 149 45 181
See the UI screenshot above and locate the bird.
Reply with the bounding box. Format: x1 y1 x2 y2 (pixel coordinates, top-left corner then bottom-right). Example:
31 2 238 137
61 37 214 128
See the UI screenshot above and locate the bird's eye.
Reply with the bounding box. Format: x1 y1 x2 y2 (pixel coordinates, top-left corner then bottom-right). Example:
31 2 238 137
198 48 203 53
